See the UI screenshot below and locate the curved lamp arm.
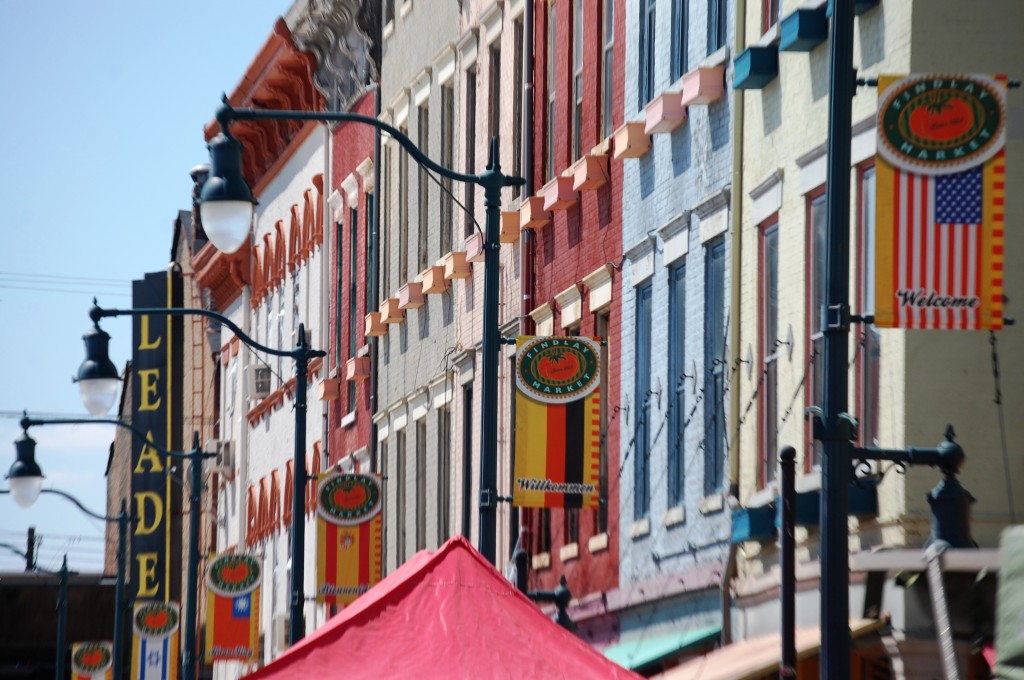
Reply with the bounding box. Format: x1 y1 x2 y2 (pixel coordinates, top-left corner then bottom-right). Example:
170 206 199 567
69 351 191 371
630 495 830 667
0 487 125 523
88 302 326 362
20 413 215 463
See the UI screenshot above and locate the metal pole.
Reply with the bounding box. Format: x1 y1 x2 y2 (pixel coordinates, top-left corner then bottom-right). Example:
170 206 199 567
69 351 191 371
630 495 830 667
183 433 203 680
55 555 68 680
821 0 856 676
26 526 35 571
113 501 128 680
779 446 796 678
290 325 310 644
478 138 503 565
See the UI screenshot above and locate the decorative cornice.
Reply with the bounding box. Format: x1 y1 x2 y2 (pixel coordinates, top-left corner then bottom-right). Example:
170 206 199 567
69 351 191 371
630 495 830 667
203 18 324 191
193 241 250 310
291 0 379 112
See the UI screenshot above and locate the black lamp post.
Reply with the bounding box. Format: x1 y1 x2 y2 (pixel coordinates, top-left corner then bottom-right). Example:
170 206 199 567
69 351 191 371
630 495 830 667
197 99 524 643
0 543 73 679
80 297 326 650
3 485 128 680
10 414 213 680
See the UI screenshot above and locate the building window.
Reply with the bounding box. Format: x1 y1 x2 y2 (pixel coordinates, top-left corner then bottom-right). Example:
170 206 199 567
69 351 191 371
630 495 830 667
489 43 501 150
704 240 726 494
708 0 727 55
399 125 409 286
572 0 584 160
462 384 474 537
440 84 454 254
417 105 430 271
634 282 653 519
594 311 611 533
537 508 552 555
416 419 427 550
335 221 344 366
565 507 579 545
761 221 779 487
546 2 557 180
348 206 359 411
384 0 395 25
858 166 880 447
762 0 782 34
365 193 374 314
667 263 686 507
671 0 688 82
807 190 826 470
601 0 615 139
383 145 393 300
464 69 477 237
638 0 656 108
397 433 407 563
513 18 525 197
278 283 286 386
437 405 451 541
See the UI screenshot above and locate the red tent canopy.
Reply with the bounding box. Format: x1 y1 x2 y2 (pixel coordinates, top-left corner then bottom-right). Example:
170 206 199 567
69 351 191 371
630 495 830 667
244 535 640 679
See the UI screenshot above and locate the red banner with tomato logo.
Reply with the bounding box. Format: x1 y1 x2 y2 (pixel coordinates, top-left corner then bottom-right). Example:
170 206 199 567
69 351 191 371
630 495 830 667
513 336 602 509
315 472 383 608
204 553 261 663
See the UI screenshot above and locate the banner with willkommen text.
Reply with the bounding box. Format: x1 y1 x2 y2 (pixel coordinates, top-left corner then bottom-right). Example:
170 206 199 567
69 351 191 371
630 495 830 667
513 336 601 509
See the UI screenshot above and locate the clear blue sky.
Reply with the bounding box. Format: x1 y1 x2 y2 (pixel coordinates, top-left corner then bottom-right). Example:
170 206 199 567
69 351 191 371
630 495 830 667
0 1 291 572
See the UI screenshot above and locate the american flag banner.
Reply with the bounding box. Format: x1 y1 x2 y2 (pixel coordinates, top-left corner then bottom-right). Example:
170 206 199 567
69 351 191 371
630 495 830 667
315 472 383 608
130 601 179 680
875 74 1007 330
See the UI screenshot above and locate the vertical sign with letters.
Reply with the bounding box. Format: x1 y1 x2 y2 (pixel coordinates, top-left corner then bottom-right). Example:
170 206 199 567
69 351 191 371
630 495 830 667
130 272 183 604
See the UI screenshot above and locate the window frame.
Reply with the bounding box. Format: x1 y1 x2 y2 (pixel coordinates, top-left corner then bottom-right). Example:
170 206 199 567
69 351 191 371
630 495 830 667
601 0 615 139
760 218 780 488
806 188 827 471
638 0 656 108
671 0 688 83
633 281 653 519
703 239 727 495
667 261 687 507
417 104 430 271
572 0 584 160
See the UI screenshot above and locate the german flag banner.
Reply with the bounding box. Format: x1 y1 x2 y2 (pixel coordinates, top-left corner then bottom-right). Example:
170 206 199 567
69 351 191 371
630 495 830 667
71 641 113 680
875 74 1007 330
513 336 601 509
204 553 261 663
130 601 179 680
316 472 383 608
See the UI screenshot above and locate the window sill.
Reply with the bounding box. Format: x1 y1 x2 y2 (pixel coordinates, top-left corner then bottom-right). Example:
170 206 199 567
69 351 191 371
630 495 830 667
699 493 725 515
341 411 356 428
630 517 651 539
531 552 551 570
588 532 609 554
382 21 394 40
559 543 579 562
701 45 731 69
664 505 686 527
399 0 413 18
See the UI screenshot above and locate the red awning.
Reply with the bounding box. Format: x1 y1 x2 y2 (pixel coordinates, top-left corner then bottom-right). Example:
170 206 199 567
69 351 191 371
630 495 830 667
244 535 641 679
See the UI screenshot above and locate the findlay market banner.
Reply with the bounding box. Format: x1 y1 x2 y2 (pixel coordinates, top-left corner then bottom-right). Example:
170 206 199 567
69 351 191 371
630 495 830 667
205 553 261 663
513 336 601 509
130 601 180 680
130 272 183 605
875 73 1008 330
71 641 113 680
316 472 383 608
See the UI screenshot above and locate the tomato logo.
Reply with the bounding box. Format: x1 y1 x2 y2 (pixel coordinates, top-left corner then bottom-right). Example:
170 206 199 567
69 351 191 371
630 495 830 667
207 553 262 597
877 74 1005 175
71 642 112 675
516 336 601 404
133 601 180 639
317 473 382 526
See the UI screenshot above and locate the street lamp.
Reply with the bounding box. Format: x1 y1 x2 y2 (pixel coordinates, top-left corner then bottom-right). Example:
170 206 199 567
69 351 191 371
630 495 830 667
198 99 524 592
78 297 326 649
1 484 128 680
10 414 213 680
74 319 121 417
